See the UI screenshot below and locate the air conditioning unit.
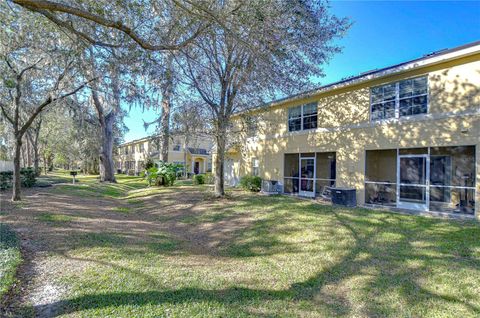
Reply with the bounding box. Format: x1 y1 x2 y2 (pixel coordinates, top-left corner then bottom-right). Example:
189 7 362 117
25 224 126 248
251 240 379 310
331 188 357 207
261 180 280 195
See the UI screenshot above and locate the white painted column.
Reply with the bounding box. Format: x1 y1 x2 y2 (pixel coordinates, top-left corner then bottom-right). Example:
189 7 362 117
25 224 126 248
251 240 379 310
191 158 195 173
203 159 206 173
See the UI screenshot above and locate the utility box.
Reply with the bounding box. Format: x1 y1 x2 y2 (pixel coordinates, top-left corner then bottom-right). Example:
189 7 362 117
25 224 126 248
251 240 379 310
331 188 357 207
261 180 281 195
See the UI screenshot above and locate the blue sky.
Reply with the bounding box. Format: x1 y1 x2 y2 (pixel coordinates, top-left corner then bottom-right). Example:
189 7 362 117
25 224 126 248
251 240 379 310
123 0 480 142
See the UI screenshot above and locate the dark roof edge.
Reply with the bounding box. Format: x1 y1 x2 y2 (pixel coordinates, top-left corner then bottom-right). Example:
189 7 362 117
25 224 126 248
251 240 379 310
119 131 212 147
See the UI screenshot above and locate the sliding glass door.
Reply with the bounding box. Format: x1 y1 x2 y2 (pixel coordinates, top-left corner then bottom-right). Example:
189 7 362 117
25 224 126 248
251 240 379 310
284 152 336 198
397 155 429 211
367 146 475 215
299 156 315 197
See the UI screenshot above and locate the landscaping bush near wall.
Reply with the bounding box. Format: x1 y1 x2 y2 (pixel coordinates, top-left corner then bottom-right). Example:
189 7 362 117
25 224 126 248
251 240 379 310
0 171 13 190
193 174 205 185
20 168 36 187
240 175 262 192
146 163 182 187
0 168 36 190
144 158 155 170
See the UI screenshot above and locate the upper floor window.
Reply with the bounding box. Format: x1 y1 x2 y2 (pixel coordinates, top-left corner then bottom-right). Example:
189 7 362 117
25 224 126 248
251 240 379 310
124 147 128 155
173 144 181 151
371 76 428 121
139 143 145 152
288 102 317 132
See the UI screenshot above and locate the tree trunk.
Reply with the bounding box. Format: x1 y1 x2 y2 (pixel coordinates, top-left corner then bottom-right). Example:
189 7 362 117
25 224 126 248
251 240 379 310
12 137 22 201
43 154 48 175
183 135 188 178
21 142 27 168
33 123 41 176
159 55 174 162
26 136 32 167
99 111 116 182
160 98 171 162
214 124 226 197
91 82 117 183
27 129 41 176
33 143 40 175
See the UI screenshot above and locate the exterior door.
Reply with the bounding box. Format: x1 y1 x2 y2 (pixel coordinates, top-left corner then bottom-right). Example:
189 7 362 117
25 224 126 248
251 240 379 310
397 155 429 211
194 161 200 174
299 157 315 197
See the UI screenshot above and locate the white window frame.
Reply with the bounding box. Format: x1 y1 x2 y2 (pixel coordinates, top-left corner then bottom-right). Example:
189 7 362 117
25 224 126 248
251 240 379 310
288 102 318 132
252 158 259 176
370 75 429 122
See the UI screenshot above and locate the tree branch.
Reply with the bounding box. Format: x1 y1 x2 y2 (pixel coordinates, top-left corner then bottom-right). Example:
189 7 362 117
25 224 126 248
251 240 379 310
0 102 14 125
36 9 121 48
18 77 96 137
13 0 208 51
18 58 43 79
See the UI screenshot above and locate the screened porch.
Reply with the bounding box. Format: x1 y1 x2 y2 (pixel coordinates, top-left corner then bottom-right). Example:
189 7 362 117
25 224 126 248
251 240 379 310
365 146 476 215
284 152 336 198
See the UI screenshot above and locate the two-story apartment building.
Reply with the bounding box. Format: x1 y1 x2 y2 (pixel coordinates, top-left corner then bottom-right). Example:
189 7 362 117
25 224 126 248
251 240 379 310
226 41 480 219
116 133 213 176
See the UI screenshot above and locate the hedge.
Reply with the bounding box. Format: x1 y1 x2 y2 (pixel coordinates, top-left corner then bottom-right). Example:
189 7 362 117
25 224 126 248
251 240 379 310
0 171 13 190
193 174 205 185
0 168 36 190
239 175 262 192
20 167 36 187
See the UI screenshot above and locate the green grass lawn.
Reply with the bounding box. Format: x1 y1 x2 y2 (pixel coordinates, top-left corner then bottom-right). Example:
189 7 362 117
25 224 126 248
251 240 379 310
3 173 480 317
0 224 21 299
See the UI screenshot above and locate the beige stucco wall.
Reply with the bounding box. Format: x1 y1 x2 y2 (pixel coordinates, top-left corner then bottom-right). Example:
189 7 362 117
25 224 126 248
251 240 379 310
230 54 480 219
115 134 213 174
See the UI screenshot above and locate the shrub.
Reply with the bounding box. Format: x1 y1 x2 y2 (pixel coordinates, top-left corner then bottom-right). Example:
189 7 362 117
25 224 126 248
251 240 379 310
0 171 13 190
0 168 36 190
146 162 182 186
20 167 36 187
204 172 215 184
193 174 205 185
240 175 262 192
144 158 155 170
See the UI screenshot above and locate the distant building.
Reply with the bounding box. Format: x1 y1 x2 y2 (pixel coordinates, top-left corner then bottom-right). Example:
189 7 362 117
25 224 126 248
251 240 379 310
115 132 213 176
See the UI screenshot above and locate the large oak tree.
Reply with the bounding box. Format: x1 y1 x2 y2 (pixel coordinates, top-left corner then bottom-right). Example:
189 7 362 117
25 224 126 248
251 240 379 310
176 0 350 196
0 5 93 200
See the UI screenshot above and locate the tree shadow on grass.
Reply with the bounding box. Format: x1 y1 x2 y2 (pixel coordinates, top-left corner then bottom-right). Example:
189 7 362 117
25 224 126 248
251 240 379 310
6 185 479 317
27 202 480 317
